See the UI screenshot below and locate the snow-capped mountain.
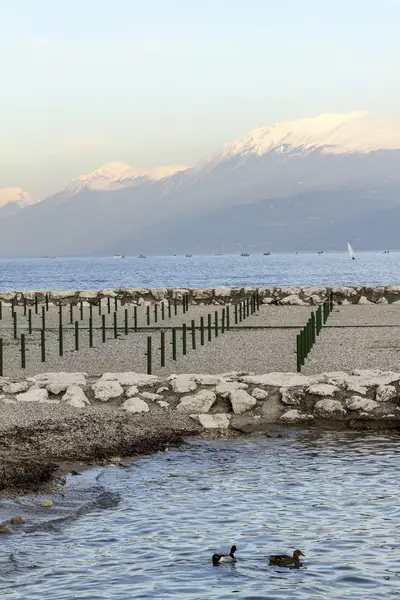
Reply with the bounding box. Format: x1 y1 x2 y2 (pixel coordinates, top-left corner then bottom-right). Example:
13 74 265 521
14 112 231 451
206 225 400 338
199 112 400 168
2 111 400 256
0 187 35 208
63 162 189 198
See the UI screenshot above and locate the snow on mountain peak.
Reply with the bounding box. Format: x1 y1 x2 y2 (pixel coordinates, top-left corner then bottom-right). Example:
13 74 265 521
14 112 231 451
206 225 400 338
65 162 189 195
0 187 35 208
205 112 400 166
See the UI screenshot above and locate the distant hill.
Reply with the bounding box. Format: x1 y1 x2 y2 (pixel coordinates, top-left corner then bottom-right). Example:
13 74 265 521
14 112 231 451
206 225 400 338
1 112 400 256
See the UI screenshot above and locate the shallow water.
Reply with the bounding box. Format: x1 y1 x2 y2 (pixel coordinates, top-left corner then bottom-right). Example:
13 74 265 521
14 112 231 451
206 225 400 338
1 431 400 599
0 252 399 290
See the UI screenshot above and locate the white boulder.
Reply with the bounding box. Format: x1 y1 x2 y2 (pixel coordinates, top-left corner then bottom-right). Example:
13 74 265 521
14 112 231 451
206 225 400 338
176 390 216 413
29 372 87 394
92 380 124 401
280 387 304 406
308 383 339 397
2 381 29 394
215 381 248 398
314 399 346 419
242 373 313 388
156 400 170 408
62 385 90 407
190 413 231 429
280 409 314 424
192 374 223 386
169 375 197 394
345 396 379 413
16 388 49 403
229 389 257 415
251 388 269 401
375 385 397 402
101 372 159 387
126 386 139 398
141 392 163 401
121 397 149 413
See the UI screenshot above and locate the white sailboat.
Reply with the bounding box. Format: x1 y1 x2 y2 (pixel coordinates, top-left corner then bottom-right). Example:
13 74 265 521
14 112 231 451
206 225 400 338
347 242 355 260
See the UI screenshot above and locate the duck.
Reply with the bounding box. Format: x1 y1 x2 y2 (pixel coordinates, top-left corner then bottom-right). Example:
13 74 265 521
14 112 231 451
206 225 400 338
268 549 304 567
212 545 237 565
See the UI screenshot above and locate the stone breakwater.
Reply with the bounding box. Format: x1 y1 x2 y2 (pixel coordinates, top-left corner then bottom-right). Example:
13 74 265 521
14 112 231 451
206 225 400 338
3 285 400 305
1 368 400 493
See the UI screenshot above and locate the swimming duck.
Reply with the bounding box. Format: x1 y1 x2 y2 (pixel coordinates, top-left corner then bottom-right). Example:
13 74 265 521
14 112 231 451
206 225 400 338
268 549 304 567
212 545 237 565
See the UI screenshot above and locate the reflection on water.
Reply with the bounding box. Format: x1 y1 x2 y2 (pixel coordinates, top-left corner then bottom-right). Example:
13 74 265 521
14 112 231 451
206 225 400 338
1 430 400 599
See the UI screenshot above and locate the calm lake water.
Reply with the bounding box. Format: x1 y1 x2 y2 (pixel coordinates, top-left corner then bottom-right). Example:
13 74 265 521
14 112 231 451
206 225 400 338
1 431 400 599
0 252 399 291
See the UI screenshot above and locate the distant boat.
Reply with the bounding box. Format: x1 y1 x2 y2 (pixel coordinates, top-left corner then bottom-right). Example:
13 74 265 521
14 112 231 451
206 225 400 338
186 254 192 257
317 251 323 255
240 253 250 257
138 254 147 258
112 254 124 259
347 242 355 260
215 253 223 256
263 252 271 256
43 256 56 260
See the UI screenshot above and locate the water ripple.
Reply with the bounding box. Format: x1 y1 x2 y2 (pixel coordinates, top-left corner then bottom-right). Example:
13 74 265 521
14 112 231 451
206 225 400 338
1 432 400 598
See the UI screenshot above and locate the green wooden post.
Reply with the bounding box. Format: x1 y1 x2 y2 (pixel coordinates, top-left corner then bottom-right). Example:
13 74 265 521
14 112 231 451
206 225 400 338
214 311 219 337
107 297 111 314
98 299 102 315
207 313 212 341
200 316 205 345
226 306 230 330
146 336 152 375
23 297 27 316
41 329 45 362
89 303 93 321
59 306 63 357
113 312 117 338
69 303 73 324
146 306 150 326
174 298 177 316
0 301 2 320
41 306 45 331
160 331 165 367
161 302 165 321
80 301 83 320
239 303 242 322
0 338 3 376
154 303 158 323
45 294 49 312
221 308 225 333
28 309 32 334
75 321 79 351
234 304 238 325
102 314 106 342
172 328 177 360
311 312 316 345
89 317 93 347
13 312 17 339
296 333 301 372
21 334 26 369
114 297 118 312
246 298 250 317
34 295 38 314
191 319 196 349
182 324 187 355
168 300 172 319
124 308 128 335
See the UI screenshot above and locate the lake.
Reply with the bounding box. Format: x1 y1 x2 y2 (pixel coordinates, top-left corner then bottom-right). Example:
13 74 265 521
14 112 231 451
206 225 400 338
0 252 398 291
1 431 399 599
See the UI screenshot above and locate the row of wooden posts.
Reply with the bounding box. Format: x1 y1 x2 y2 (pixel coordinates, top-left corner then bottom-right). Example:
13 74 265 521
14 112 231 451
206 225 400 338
0 294 191 376
296 293 333 372
0 292 260 376
144 292 260 374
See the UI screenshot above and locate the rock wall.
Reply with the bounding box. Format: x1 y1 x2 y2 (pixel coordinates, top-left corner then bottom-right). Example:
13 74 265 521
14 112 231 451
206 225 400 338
1 285 400 306
1 369 400 430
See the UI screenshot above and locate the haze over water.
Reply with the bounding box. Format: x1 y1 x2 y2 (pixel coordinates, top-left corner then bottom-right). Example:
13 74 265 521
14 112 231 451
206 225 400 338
0 252 398 291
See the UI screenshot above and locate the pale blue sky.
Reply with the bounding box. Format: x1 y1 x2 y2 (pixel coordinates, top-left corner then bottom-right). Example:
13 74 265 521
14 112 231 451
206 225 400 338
1 0 399 198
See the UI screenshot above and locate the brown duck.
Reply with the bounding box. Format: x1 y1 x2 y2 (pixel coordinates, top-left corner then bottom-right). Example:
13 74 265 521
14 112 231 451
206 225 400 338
268 549 304 567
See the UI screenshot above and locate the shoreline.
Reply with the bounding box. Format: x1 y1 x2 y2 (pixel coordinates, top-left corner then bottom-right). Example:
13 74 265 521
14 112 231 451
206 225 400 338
1 284 400 306
1 369 400 497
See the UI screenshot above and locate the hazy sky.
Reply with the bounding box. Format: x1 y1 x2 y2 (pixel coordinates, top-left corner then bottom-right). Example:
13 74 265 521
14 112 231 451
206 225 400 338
1 0 399 199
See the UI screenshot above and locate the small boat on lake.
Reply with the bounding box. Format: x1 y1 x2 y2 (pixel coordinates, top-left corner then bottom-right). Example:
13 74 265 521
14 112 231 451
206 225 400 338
138 254 147 258
240 253 250 257
263 252 271 256
112 254 124 259
43 256 56 260
186 254 192 257
347 242 355 260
